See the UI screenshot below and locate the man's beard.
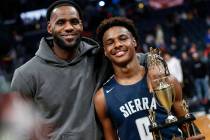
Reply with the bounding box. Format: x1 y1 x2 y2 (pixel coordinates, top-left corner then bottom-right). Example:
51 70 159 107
53 35 81 51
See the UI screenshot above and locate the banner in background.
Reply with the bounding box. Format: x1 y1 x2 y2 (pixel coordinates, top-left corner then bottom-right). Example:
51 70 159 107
149 0 184 9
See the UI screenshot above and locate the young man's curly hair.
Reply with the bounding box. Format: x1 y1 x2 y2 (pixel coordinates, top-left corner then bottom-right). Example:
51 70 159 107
96 17 139 46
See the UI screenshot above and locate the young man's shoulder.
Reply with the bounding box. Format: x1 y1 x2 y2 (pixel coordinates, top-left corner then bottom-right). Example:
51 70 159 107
136 52 148 66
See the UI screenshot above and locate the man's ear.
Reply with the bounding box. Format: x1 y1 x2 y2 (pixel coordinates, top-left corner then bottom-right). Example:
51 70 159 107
104 48 107 56
47 22 52 34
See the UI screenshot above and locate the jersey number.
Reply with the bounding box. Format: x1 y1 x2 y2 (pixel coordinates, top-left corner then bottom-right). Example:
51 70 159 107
135 117 153 140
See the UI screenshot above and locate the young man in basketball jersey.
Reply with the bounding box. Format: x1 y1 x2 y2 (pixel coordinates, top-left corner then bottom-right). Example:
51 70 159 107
94 17 205 140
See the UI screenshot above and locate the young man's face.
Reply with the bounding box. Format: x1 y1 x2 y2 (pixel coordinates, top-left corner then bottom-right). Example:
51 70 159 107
102 26 137 65
47 5 83 50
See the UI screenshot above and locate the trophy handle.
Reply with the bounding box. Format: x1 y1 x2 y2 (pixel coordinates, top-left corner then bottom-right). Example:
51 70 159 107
181 99 200 137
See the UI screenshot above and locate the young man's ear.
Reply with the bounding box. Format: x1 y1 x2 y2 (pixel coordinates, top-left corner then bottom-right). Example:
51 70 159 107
133 38 137 48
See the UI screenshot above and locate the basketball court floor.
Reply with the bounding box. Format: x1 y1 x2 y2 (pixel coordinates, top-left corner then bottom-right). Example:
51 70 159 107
194 112 210 139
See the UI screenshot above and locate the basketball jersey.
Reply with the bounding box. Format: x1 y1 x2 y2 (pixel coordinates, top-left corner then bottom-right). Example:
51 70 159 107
103 75 181 140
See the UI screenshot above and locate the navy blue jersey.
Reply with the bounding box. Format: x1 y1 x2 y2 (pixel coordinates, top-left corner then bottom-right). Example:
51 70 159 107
103 76 181 140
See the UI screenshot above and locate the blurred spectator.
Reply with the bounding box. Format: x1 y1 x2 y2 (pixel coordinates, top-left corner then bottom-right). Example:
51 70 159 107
204 32 210 80
155 24 165 49
172 13 183 38
204 28 210 60
180 11 188 20
191 52 209 104
180 52 195 99
206 15 210 27
188 42 198 57
169 36 180 57
84 3 98 30
181 36 191 52
1 47 17 76
162 50 183 84
204 28 210 45
0 68 10 93
12 30 27 68
0 92 44 140
145 33 155 48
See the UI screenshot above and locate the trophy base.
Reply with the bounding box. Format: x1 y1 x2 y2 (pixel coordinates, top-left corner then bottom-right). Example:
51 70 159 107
165 115 178 124
149 113 195 132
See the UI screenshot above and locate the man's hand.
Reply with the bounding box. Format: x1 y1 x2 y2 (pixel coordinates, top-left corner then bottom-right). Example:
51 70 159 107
186 134 205 140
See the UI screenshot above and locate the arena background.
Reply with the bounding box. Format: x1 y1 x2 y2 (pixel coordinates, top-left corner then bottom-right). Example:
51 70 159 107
0 0 210 139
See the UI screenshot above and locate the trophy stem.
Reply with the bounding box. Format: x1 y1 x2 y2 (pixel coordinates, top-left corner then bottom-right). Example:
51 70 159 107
191 123 196 135
185 124 191 137
152 131 163 140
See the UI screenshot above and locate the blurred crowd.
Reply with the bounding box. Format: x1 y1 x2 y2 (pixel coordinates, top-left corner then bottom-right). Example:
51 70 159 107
0 0 210 112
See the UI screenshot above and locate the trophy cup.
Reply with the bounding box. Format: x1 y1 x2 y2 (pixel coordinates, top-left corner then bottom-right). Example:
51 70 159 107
147 47 177 124
152 76 177 124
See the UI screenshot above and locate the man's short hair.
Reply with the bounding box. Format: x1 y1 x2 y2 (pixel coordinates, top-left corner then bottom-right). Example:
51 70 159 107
46 0 83 21
96 17 139 46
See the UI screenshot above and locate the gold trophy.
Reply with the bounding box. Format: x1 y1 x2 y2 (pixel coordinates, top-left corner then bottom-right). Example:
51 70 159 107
147 47 178 139
147 48 199 140
147 47 177 124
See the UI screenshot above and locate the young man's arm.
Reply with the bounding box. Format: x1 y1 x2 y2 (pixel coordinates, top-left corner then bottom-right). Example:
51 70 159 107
94 88 118 140
170 75 205 140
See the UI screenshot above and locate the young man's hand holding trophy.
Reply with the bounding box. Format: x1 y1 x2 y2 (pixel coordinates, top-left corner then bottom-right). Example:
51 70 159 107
147 47 205 140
